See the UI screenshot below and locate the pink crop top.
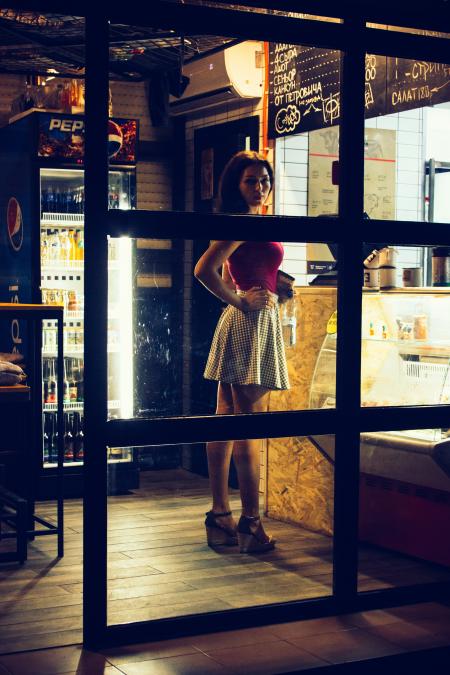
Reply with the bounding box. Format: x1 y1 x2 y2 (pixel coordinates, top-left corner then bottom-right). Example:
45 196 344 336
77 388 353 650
227 242 284 294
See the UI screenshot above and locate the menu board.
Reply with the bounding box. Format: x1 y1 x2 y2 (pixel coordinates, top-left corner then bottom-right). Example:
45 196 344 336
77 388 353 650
268 44 341 137
269 43 450 138
307 126 396 220
387 58 450 113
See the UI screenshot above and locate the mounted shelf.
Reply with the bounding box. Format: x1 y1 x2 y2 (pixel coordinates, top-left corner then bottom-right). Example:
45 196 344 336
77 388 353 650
41 213 84 227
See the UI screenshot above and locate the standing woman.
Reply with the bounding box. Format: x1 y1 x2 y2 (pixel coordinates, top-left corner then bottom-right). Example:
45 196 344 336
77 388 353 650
194 151 289 553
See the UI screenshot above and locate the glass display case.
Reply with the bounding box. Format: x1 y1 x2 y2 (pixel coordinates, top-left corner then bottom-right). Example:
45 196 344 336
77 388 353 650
311 288 450 419
40 169 135 470
309 289 450 565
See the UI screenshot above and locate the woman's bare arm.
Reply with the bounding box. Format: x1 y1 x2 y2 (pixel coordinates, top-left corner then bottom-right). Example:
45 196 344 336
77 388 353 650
194 241 245 309
194 240 275 311
221 260 236 291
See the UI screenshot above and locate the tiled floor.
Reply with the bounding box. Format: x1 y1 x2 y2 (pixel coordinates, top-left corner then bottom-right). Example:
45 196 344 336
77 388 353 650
0 601 450 674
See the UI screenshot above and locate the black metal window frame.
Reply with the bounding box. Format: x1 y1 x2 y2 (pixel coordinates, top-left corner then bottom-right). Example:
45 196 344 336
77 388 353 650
82 1 450 649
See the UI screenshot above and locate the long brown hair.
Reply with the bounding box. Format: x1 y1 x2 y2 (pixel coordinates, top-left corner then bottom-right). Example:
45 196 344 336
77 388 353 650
217 150 273 213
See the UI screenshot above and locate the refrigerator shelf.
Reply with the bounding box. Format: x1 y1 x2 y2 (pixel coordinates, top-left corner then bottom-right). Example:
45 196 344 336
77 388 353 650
65 310 84 321
44 402 84 412
42 262 84 272
42 348 84 356
44 460 84 468
41 213 84 226
43 400 120 412
43 344 121 356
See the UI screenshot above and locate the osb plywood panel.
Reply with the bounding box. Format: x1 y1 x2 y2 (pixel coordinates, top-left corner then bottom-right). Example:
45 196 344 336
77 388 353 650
267 288 337 535
269 288 337 412
267 435 334 536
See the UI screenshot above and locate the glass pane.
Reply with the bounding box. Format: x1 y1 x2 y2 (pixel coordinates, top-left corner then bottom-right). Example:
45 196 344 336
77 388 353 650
367 23 450 40
107 237 338 418
106 435 334 626
361 244 450 407
155 2 342 22
109 27 342 216
358 430 450 591
363 52 450 223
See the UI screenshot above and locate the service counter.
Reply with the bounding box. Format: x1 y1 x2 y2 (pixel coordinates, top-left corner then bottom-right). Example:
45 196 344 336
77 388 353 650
266 286 450 565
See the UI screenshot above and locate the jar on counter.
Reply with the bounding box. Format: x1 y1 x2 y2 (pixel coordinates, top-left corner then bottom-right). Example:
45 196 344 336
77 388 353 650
432 247 450 287
379 266 397 289
413 314 428 340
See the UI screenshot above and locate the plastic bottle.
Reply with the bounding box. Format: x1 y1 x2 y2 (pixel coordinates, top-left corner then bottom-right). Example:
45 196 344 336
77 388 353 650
50 229 61 262
68 229 76 261
281 299 297 347
73 412 84 461
75 230 84 260
64 413 74 461
47 359 57 403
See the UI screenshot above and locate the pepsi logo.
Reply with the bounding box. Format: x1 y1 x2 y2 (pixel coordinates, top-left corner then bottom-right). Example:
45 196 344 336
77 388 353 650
108 120 123 158
7 197 23 252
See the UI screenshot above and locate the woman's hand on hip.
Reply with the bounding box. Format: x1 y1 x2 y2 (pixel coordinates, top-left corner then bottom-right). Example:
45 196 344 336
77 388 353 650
240 287 277 312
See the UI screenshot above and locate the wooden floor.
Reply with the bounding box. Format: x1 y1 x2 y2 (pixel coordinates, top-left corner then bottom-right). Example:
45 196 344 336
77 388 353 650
1 468 449 655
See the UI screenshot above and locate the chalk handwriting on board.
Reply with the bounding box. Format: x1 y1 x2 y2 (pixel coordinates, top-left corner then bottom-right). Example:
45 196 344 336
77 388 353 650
269 43 450 138
275 105 301 134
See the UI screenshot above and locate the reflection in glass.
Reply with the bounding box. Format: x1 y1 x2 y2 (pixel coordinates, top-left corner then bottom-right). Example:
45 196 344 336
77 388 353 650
357 430 450 591
107 436 334 626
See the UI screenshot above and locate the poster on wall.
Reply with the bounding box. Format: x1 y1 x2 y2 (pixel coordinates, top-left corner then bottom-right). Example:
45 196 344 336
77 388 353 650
306 127 396 271
307 126 396 218
268 43 450 138
37 113 139 164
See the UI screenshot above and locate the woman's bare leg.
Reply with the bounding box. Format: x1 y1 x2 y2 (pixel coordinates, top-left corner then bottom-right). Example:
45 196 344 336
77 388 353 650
231 384 270 518
206 383 236 529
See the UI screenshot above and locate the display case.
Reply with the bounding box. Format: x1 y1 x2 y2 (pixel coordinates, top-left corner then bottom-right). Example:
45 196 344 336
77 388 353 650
309 288 450 565
0 110 139 497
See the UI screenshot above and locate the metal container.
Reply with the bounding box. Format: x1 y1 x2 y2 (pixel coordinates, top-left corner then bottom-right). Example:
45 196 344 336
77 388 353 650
402 267 423 287
432 247 450 287
378 246 398 267
364 268 380 288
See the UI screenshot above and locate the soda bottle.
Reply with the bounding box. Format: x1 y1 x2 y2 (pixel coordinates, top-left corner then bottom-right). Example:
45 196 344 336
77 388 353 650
63 358 70 403
47 359 57 404
69 359 78 402
47 187 55 213
43 357 50 403
43 413 50 463
73 412 84 461
75 229 84 260
64 413 74 461
41 230 49 266
65 188 74 213
41 188 48 214
50 229 61 262
50 413 58 463
77 360 84 402
68 229 77 261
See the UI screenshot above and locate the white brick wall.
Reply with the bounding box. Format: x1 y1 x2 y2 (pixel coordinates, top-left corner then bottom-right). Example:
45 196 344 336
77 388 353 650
276 109 427 284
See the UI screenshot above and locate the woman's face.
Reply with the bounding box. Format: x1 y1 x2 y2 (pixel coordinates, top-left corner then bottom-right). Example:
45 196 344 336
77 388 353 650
238 164 271 214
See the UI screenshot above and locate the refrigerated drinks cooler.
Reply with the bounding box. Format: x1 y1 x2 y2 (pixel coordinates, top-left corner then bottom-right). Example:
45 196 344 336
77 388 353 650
0 110 139 497
309 289 450 566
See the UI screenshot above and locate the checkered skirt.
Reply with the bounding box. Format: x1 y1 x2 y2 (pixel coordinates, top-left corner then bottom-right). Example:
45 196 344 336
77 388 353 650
204 297 290 391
